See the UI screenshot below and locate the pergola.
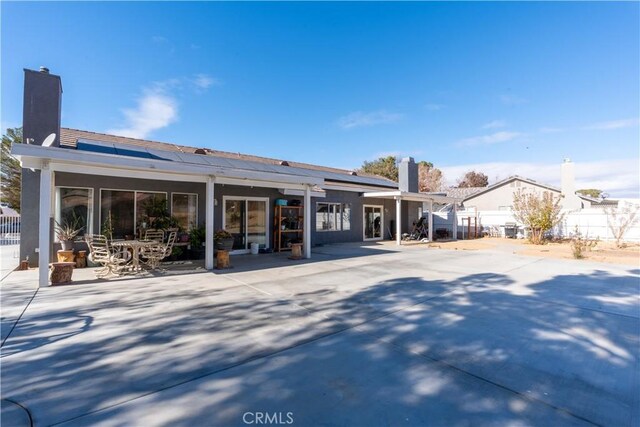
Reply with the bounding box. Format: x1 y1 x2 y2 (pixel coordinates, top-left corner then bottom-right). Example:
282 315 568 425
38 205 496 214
362 190 461 245
13 143 323 287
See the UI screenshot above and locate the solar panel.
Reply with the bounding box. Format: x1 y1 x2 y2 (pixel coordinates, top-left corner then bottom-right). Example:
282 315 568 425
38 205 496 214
76 138 396 188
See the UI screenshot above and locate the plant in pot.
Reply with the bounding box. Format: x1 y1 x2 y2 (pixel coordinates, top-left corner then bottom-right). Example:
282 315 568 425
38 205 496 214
214 229 234 251
55 217 84 251
188 225 206 259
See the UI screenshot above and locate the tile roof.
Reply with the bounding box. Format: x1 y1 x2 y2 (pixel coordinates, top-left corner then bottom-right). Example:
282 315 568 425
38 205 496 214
60 128 397 186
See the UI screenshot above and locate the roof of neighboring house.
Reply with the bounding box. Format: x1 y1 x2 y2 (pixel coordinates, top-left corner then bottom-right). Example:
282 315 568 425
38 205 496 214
59 128 397 188
443 187 485 200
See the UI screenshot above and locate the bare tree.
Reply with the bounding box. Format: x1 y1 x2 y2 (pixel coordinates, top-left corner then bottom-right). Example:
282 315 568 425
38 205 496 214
604 203 640 248
512 189 565 245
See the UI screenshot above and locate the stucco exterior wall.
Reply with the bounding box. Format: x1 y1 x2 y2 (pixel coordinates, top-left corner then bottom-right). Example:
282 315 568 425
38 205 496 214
463 180 563 211
21 172 410 265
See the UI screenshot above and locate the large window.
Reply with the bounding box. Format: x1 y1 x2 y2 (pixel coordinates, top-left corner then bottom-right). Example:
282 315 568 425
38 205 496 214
55 187 93 240
316 202 351 231
100 190 169 239
101 190 135 239
172 193 198 230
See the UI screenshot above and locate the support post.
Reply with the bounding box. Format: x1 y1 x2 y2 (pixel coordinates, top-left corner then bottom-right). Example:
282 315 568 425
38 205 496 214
38 162 52 287
396 197 402 245
304 185 311 258
428 200 434 242
205 176 215 270
452 202 458 241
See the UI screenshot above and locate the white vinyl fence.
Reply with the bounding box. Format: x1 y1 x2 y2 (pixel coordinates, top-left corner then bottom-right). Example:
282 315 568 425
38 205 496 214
0 215 20 245
451 208 640 242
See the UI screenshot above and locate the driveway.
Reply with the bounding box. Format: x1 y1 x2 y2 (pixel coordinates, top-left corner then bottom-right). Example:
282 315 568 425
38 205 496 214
1 244 638 426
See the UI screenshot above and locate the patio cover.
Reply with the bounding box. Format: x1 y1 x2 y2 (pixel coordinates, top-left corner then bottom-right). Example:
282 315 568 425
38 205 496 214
362 190 461 245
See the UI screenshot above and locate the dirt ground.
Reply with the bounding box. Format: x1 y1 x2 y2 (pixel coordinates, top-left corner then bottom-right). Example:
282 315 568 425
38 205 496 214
427 237 640 266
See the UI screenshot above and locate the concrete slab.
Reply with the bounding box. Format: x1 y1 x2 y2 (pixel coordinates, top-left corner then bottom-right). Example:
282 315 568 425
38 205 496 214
56 330 590 427
0 244 638 426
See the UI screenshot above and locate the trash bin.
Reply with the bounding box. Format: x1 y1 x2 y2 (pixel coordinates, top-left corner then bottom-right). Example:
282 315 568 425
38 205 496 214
250 242 259 255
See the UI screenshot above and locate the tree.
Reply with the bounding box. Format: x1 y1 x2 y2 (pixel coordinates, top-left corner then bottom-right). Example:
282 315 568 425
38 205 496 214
576 188 603 198
1 127 22 212
604 203 640 248
457 170 488 188
359 156 398 181
512 189 565 245
418 161 444 192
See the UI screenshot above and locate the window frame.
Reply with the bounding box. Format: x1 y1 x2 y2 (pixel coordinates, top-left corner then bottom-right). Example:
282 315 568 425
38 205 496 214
316 202 347 232
99 188 168 237
54 186 94 242
170 192 199 231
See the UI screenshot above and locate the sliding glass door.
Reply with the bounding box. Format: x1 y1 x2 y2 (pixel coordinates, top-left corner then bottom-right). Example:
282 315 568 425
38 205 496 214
223 197 269 253
363 205 383 241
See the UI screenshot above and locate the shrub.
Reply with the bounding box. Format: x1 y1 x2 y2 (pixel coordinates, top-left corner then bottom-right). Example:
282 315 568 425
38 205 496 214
512 190 565 245
570 227 599 259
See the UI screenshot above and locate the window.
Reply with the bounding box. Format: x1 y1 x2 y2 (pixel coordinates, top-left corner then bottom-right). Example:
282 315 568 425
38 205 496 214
101 190 135 239
55 187 93 240
316 202 350 231
136 192 167 229
172 193 198 230
99 189 169 238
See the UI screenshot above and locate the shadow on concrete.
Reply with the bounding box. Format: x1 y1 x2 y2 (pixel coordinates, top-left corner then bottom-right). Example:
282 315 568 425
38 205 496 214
1 267 638 426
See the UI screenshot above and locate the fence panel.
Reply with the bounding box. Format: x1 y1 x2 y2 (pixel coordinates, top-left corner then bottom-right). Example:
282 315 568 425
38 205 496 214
0 216 20 245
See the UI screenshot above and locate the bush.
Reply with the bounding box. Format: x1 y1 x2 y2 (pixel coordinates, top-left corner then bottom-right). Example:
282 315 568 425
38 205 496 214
570 227 598 259
512 190 565 245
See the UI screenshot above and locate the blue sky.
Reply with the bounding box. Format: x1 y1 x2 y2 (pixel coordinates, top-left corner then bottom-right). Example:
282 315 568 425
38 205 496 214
2 2 639 196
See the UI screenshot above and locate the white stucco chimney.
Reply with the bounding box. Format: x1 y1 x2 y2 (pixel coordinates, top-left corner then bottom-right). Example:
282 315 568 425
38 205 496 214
561 159 582 210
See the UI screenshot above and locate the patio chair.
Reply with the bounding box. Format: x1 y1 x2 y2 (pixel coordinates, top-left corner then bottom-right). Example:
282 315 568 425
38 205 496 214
141 231 177 270
144 229 165 242
85 234 131 278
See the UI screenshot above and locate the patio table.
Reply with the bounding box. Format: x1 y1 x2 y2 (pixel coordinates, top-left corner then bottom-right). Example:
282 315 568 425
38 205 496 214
111 239 159 272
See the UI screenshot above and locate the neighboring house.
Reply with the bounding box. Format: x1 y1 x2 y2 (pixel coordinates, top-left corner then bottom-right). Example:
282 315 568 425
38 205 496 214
13 68 458 286
440 162 618 212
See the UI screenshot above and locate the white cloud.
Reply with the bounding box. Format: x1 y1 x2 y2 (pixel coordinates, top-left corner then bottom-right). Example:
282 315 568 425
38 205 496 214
583 118 639 130
152 36 168 44
482 120 507 129
457 131 523 146
108 85 178 139
337 110 403 130
439 158 640 198
425 103 444 111
192 74 220 90
500 94 528 106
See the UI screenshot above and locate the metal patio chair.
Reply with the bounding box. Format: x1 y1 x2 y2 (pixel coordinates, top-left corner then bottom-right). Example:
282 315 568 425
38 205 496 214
141 231 177 270
85 234 132 278
144 229 165 242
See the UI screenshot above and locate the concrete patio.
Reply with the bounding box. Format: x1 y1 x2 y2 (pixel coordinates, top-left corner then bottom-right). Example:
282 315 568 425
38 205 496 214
1 243 639 426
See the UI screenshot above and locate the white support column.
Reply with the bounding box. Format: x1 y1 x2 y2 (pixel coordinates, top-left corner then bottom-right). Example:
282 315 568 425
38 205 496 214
304 185 311 258
395 197 402 245
452 202 458 241
428 200 434 242
205 176 215 270
38 162 52 288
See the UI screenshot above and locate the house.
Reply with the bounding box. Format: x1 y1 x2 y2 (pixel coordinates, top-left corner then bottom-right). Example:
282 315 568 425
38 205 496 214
13 67 459 287
439 160 618 213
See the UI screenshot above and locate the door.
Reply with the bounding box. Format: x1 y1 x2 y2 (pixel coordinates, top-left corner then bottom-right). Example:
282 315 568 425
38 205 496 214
223 197 269 253
363 205 383 241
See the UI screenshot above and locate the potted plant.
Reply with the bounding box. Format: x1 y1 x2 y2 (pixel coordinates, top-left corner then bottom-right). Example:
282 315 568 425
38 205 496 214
54 217 84 251
102 210 115 240
188 225 206 259
214 229 234 251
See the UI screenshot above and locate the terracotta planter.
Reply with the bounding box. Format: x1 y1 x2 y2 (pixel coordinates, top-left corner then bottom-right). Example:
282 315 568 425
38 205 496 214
57 250 75 263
